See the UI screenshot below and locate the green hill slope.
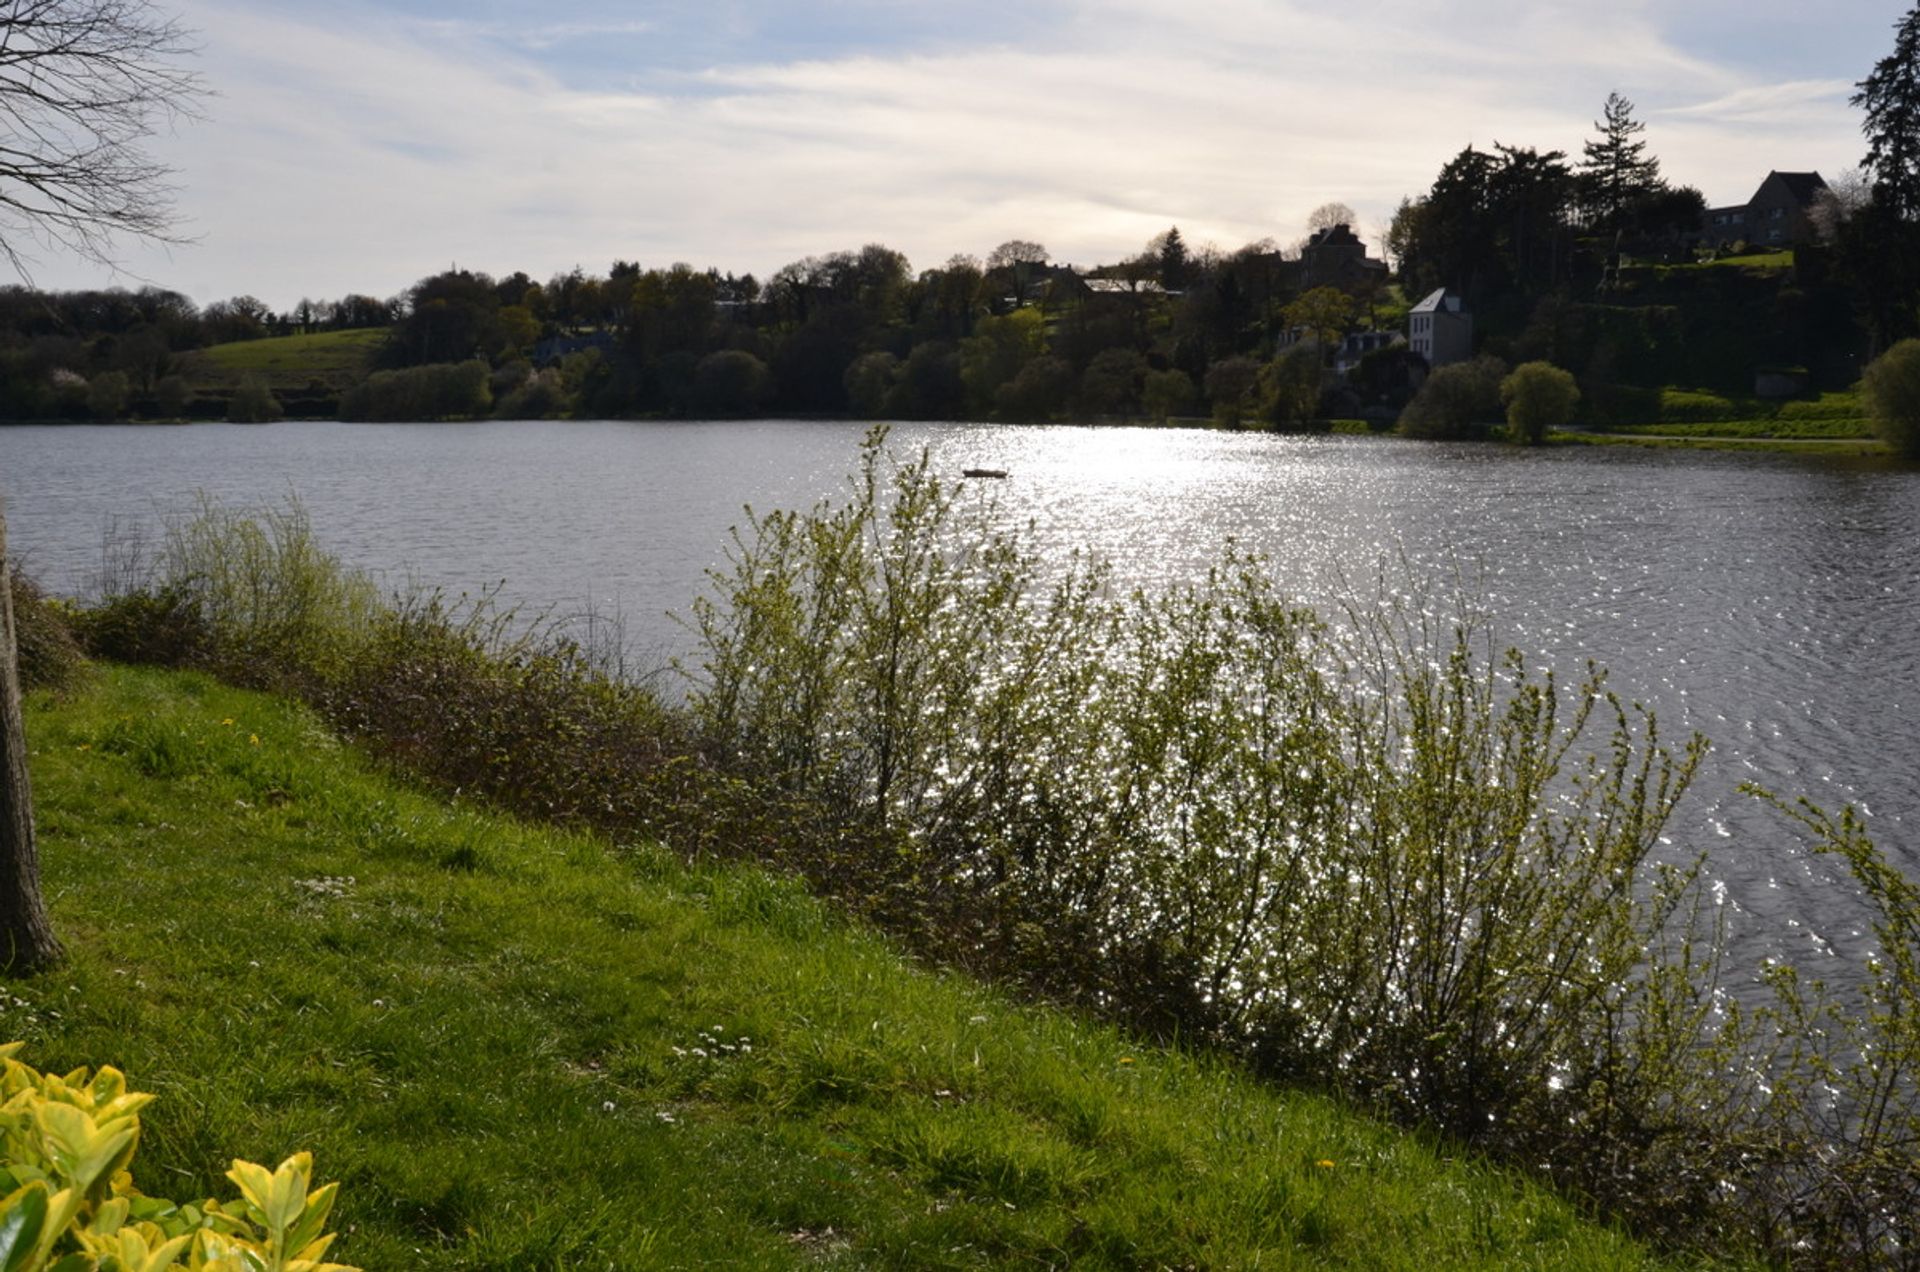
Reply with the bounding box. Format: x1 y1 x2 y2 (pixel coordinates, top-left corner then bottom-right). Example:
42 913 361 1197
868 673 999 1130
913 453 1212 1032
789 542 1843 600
181 328 386 393
8 666 1671 1269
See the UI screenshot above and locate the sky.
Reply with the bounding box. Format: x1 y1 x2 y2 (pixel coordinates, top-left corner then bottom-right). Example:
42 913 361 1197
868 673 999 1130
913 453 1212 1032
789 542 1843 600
14 0 1908 310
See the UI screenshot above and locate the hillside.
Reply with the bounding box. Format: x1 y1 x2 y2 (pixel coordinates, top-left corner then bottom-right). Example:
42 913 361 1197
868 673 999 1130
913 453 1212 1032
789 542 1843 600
178 328 386 393
5 665 1669 1269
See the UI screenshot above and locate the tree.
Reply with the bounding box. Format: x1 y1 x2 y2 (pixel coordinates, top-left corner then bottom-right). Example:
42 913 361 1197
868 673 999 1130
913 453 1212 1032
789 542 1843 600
1079 346 1146 416
1500 360 1580 444
985 240 1048 308
1147 226 1190 291
1847 12 1920 345
1855 7 1920 220
1305 201 1359 232
1398 354 1508 440
1578 92 1663 229
0 0 202 278
1281 286 1354 349
1204 355 1261 427
1261 344 1325 430
1 503 61 969
1861 337 1920 455
1141 367 1195 423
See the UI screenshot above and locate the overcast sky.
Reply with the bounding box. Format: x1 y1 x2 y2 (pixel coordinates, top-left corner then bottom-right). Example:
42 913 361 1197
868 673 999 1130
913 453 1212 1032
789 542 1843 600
16 0 1905 309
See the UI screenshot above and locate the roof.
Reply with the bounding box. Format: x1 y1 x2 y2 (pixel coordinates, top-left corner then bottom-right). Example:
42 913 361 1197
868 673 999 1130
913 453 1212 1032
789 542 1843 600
1306 223 1363 249
1409 288 1466 315
1766 171 1828 203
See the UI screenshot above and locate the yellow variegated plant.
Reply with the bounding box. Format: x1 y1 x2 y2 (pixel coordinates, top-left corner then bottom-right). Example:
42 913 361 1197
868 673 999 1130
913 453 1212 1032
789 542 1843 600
0 1043 357 1272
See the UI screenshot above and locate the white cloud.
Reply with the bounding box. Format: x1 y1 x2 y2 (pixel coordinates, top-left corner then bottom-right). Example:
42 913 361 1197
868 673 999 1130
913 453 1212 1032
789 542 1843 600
23 0 1865 307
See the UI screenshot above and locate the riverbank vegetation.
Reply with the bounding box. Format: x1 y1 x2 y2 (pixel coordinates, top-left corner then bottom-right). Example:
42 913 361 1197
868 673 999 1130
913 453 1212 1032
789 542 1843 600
10 667 1669 1269
16 434 1918 1264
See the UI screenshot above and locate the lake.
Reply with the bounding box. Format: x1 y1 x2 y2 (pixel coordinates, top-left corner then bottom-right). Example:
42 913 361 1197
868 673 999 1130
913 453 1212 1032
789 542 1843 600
3 418 1916 960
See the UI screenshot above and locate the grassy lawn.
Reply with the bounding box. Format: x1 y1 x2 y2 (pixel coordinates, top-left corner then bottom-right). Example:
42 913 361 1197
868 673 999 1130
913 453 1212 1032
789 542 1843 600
3 665 1677 1269
180 329 386 391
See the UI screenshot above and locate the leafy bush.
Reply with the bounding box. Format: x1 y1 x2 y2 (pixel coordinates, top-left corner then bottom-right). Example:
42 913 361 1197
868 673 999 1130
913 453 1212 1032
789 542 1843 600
226 375 283 424
1398 355 1507 439
0 1043 356 1271
1261 344 1326 431
1861 338 1920 456
85 372 128 423
338 360 491 422
1500 361 1580 444
104 498 377 692
1656 387 1741 423
1140 368 1195 423
1776 391 1864 421
1203 356 1261 427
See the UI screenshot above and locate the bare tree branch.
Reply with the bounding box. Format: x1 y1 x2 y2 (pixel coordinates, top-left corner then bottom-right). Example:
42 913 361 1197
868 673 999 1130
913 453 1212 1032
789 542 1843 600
0 0 202 281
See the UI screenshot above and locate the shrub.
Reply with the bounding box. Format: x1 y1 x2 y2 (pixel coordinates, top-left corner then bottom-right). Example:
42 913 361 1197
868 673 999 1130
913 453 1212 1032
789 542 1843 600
1657 388 1741 423
687 350 773 417
1203 356 1261 427
85 371 128 422
1261 344 1326 431
994 356 1072 421
0 1042 357 1271
1861 338 1920 456
6 570 88 693
226 374 283 424
1500 361 1580 444
1078 347 1146 417
97 497 376 691
843 351 900 419
1140 368 1195 423
494 368 570 419
152 375 190 419
338 360 491 421
1776 391 1864 421
1398 355 1507 439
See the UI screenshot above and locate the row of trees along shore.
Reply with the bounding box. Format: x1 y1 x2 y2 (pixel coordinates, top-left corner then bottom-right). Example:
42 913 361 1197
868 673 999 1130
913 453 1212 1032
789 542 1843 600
17 59 1920 441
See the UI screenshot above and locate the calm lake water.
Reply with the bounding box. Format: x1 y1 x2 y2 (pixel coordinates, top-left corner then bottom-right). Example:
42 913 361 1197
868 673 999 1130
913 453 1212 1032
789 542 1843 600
3 419 1917 959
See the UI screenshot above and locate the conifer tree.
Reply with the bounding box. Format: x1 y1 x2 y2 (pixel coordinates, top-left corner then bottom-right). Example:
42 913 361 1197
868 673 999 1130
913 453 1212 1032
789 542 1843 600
1578 92 1663 229
1854 4 1920 219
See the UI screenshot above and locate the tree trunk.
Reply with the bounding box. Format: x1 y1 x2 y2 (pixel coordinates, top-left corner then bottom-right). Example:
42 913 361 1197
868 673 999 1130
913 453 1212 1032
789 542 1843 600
0 506 62 971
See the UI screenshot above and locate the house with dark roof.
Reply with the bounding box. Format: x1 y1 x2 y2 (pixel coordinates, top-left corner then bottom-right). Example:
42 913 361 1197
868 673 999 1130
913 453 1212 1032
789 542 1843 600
1297 223 1389 294
1701 171 1828 248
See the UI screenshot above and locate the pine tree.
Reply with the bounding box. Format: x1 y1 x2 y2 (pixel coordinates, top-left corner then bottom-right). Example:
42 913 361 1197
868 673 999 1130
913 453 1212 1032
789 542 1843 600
1854 5 1920 219
1578 92 1663 229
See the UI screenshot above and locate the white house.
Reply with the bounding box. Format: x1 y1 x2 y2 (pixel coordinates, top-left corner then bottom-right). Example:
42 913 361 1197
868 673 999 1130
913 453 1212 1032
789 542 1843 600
1408 289 1472 367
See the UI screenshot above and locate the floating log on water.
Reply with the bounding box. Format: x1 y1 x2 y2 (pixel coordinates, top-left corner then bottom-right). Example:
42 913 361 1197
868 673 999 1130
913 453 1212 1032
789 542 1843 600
962 468 1009 479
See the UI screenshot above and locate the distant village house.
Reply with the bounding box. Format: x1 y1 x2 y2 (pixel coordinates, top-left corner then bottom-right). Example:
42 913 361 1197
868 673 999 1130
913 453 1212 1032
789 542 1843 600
1296 223 1389 295
1700 171 1829 249
1408 289 1472 367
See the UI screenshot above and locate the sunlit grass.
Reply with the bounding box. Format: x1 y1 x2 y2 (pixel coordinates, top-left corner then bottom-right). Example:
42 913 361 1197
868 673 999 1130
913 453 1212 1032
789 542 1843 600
6 665 1677 1269
183 329 386 391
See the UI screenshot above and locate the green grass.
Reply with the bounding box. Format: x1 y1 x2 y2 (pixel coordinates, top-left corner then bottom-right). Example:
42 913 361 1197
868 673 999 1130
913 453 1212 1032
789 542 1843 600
4 665 1678 1269
1601 418 1873 440
1651 250 1795 273
1552 428 1886 455
181 329 386 392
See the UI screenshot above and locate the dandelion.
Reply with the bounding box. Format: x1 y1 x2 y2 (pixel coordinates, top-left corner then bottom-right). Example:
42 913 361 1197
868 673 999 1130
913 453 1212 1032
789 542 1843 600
220 718 235 727
1118 1057 1135 1065
249 733 261 746
1315 1159 1335 1169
